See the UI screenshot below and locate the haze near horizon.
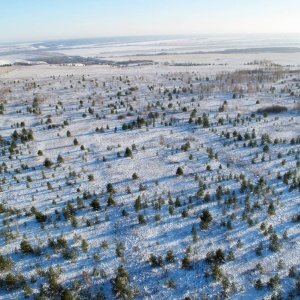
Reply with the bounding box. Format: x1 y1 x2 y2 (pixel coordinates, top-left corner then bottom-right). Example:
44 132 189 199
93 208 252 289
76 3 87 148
1 0 300 43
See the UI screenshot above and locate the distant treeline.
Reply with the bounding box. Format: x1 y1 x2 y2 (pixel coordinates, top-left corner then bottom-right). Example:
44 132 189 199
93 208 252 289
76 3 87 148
132 47 300 57
257 105 288 114
29 56 155 66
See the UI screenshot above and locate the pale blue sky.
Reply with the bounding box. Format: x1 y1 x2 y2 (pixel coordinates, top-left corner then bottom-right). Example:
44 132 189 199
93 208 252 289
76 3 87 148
1 0 300 42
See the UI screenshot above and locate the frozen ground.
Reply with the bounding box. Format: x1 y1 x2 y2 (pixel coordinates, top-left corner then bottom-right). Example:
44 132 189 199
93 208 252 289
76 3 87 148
0 58 299 300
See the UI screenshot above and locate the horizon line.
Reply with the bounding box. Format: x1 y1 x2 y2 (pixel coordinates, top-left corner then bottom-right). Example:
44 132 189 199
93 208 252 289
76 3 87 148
1 32 300 45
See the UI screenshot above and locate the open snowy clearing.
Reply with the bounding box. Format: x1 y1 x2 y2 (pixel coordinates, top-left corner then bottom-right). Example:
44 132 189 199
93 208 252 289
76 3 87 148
0 62 299 300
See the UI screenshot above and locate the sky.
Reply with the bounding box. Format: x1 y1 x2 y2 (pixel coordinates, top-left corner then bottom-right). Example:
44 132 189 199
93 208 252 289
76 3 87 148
1 0 300 43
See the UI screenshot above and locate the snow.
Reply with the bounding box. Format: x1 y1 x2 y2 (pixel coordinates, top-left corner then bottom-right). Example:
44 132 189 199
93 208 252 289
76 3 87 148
0 39 299 299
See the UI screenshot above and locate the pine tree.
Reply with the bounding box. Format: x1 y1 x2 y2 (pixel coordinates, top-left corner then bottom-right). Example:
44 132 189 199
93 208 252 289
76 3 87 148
138 215 146 224
269 233 281 252
132 172 139 180
107 196 116 206
111 265 129 298
134 196 142 212
57 154 64 163
181 255 192 270
200 209 213 230
61 289 73 300
268 275 280 290
124 147 132 158
20 239 33 254
255 279 263 290
166 250 175 263
44 158 53 168
176 167 183 176
82 239 88 253
90 198 101 210
106 183 115 194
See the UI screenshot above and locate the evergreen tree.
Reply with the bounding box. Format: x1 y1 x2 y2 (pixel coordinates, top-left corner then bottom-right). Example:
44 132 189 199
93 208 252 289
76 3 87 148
166 250 175 263
269 233 281 252
176 167 183 176
111 265 129 298
134 196 142 212
20 239 33 254
181 255 192 270
90 198 101 210
61 289 73 300
124 147 132 158
200 209 213 230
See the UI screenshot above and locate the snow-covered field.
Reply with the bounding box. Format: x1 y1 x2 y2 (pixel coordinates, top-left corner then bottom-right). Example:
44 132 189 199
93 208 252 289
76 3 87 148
0 57 299 300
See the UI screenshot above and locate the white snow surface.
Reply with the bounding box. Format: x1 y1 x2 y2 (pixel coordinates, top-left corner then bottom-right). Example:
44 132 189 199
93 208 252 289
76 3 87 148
0 59 299 300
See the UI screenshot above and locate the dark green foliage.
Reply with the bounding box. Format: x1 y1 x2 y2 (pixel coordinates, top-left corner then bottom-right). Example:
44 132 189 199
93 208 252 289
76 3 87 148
149 253 163 267
44 158 53 168
211 263 223 281
134 196 142 212
22 283 33 298
154 214 161 222
227 250 235 261
62 247 77 260
166 250 175 263
204 193 211 202
46 266 63 296
191 225 198 243
111 265 129 298
4 273 18 290
88 174 94 181
124 147 132 158
175 197 181 207
106 183 115 194
292 214 300 222
20 239 33 254
176 167 183 176
138 214 146 224
267 201 276 215
61 289 73 300
115 242 124 257
268 275 280 290
205 249 225 265
202 113 210 128
82 239 88 252
181 255 192 270
255 279 263 290
90 198 101 210
132 172 139 180
165 278 176 289
269 233 281 252
215 249 225 264
255 241 263 256
0 254 13 271
122 209 128 217
35 210 47 223
169 206 174 215
200 209 212 230
181 142 190 152
55 235 69 250
258 105 287 114
139 183 146 191
107 196 116 206
182 209 188 218
288 266 297 277
57 154 64 163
